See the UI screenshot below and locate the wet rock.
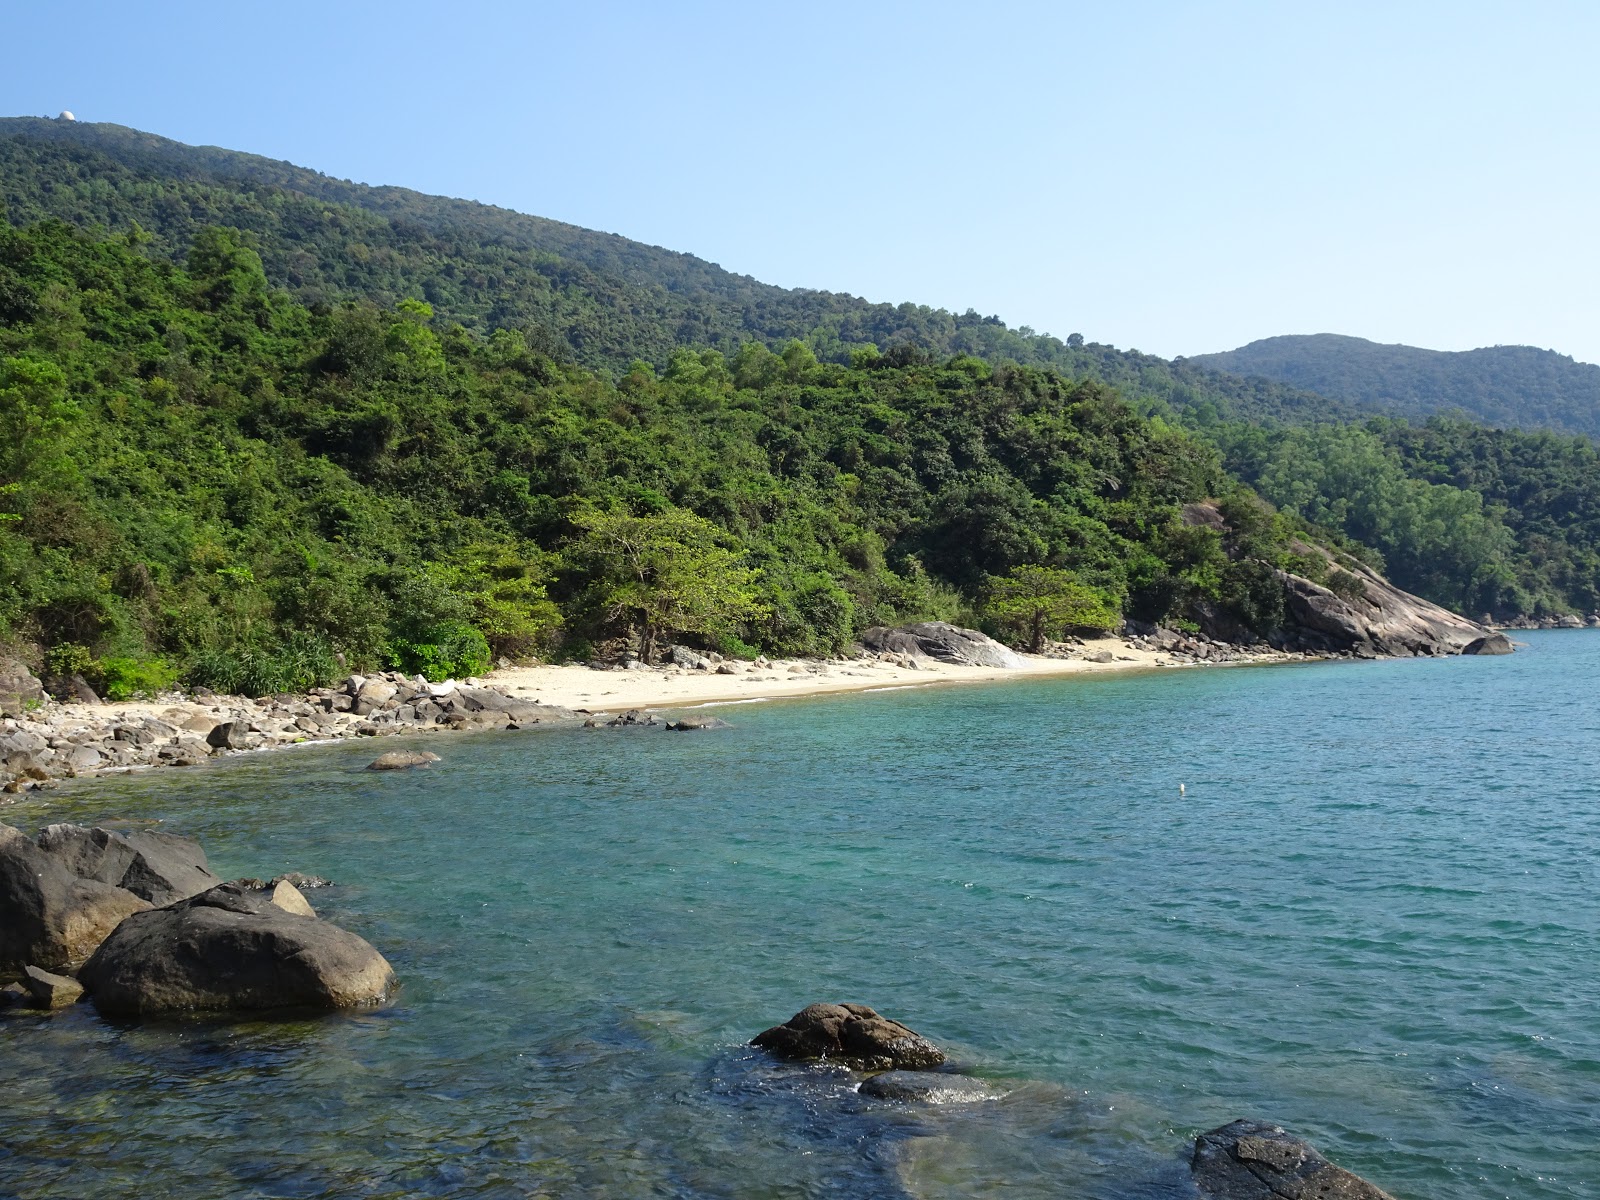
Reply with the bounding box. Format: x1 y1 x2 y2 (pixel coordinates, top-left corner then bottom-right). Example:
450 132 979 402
752 1003 946 1070
858 1070 997 1103
860 623 1024 669
605 709 661 728
22 964 83 1009
366 750 441 770
80 883 395 1016
206 720 261 751
665 716 733 731
1192 1120 1398 1199
0 823 152 973
1462 632 1515 655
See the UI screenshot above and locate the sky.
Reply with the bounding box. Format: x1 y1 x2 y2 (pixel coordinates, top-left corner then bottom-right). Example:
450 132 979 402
6 0 1599 364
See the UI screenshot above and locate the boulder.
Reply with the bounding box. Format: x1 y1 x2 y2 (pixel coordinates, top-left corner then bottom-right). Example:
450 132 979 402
351 679 398 716
1192 1120 1398 1200
0 657 45 719
65 674 101 704
206 720 261 751
35 823 222 906
79 883 396 1016
858 1070 996 1104
268 879 316 918
665 716 733 731
752 1003 946 1070
1276 554 1495 657
366 750 441 770
450 684 575 723
860 623 1024 669
22 964 83 1009
0 823 152 974
1462 632 1515 655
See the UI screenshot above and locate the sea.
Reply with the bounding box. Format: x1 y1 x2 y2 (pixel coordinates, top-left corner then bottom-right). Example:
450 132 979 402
2 630 1596 1199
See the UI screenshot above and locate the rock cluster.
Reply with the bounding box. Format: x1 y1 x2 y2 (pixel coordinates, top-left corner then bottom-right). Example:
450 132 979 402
1 821 393 1017
1498 612 1599 630
860 623 1024 669
0 669 577 795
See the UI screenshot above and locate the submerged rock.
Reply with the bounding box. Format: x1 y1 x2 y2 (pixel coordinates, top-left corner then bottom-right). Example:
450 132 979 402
860 623 1024 669
752 1003 946 1070
665 716 732 731
366 749 441 770
1192 1119 1398 1199
80 883 395 1016
859 1070 997 1104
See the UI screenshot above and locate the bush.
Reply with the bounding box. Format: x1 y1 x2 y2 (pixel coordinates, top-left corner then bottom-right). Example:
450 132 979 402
95 656 179 701
187 632 342 697
388 620 491 681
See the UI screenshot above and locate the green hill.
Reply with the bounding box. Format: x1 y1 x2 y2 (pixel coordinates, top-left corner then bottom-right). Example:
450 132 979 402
1189 334 1600 439
0 116 1349 426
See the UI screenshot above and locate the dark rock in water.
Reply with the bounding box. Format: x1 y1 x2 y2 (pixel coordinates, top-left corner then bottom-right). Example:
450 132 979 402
860 622 1024 669
79 883 395 1016
22 964 83 1009
665 716 732 731
858 1070 996 1103
1192 1120 1398 1199
272 872 334 889
206 720 261 751
752 1003 946 1070
0 657 46 719
1462 632 1515 655
366 749 441 770
36 823 222 906
0 822 151 973
605 709 661 728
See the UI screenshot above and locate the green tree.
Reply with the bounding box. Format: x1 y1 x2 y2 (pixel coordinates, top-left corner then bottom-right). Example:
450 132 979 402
985 565 1121 652
568 507 766 663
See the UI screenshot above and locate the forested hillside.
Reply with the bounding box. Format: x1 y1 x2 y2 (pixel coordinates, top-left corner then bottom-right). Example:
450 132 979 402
0 218 1323 694
1190 334 1600 439
0 118 1348 426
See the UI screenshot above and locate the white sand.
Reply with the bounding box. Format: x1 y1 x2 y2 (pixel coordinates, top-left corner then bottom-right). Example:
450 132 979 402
484 635 1177 713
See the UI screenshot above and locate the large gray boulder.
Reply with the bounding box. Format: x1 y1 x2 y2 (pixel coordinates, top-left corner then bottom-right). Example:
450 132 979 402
752 1003 946 1070
1192 1120 1398 1199
0 657 46 718
1462 632 1515 655
860 623 1024 668
0 823 151 975
79 883 396 1016
35 823 221 906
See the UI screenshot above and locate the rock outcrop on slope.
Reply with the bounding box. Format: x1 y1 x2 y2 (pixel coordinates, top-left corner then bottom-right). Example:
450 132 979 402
1192 1120 1398 1199
79 882 395 1016
752 1003 946 1070
860 623 1024 669
1274 556 1493 657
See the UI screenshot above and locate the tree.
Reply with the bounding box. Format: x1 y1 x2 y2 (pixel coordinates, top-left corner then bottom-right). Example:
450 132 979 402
985 565 1121 652
567 507 766 663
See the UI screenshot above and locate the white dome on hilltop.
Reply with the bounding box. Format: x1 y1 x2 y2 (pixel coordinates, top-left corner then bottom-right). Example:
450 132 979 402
58 111 76 121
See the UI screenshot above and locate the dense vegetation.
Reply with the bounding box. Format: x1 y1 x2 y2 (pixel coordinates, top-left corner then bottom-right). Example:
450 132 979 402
1190 334 1600 440
0 218 1323 693
6 117 1600 641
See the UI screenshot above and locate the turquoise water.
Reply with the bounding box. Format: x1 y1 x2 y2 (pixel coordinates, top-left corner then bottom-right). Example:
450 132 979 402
3 631 1597 1199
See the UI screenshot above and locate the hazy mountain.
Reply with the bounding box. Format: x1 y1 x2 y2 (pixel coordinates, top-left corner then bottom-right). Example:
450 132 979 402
1189 334 1600 440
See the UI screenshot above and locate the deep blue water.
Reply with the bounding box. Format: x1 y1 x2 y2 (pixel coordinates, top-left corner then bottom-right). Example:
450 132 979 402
3 631 1597 1199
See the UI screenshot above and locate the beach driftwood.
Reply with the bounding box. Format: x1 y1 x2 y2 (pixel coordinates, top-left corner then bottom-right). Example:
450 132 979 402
752 1003 946 1070
1192 1120 1398 1200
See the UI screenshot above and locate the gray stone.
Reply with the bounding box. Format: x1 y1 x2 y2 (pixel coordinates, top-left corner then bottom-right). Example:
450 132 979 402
752 1003 946 1070
79 884 396 1016
0 657 45 719
858 1071 997 1104
366 750 441 770
351 679 397 716
268 879 316 918
1192 1120 1398 1200
22 964 83 1009
860 623 1024 669
1462 632 1515 655
206 720 261 751
35 823 222 907
0 823 152 973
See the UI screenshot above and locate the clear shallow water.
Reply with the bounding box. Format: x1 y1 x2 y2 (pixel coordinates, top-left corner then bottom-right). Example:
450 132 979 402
3 632 1598 1200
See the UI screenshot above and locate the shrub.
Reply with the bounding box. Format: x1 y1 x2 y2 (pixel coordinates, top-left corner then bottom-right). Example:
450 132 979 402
95 656 179 701
388 620 491 681
187 632 342 697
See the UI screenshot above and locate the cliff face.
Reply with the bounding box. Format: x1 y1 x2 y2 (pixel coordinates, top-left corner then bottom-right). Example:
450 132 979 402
1272 551 1498 657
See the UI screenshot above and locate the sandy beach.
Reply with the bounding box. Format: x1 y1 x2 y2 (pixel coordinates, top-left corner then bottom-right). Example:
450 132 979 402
482 634 1177 713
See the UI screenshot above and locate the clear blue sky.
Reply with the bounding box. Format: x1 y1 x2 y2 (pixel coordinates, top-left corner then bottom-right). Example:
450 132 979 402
7 1 1599 363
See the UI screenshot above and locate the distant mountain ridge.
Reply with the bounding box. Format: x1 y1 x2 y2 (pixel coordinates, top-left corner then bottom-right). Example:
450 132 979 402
1189 334 1600 440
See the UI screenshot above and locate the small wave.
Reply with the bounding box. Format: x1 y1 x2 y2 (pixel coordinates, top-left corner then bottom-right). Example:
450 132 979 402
863 684 932 693
684 698 771 708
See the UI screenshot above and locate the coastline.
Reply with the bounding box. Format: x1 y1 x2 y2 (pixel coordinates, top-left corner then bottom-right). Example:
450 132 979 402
0 634 1302 797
